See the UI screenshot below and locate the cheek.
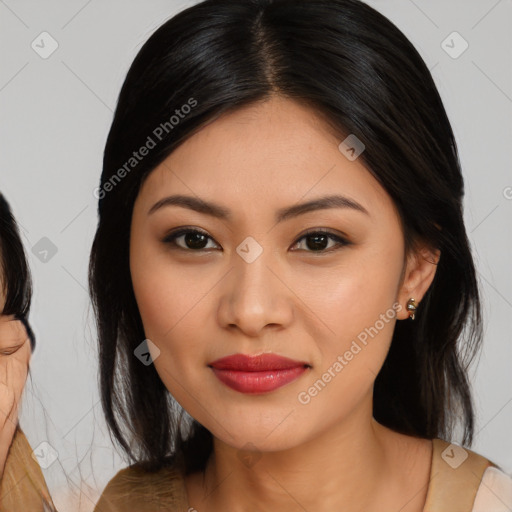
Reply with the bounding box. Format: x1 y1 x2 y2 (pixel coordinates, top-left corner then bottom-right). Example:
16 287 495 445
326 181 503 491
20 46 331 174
131 233 181 334
130 264 205 409
299 240 403 335
298 239 404 388
133 264 213 332
130 246 216 376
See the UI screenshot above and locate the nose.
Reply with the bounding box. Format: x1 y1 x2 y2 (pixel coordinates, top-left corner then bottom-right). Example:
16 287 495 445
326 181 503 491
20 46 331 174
216 241 294 338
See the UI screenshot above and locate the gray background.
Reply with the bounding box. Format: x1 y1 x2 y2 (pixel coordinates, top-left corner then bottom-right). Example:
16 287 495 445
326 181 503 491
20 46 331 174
1 0 511 509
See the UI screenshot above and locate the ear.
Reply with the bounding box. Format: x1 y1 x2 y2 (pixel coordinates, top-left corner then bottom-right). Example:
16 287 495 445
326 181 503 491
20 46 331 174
396 243 440 320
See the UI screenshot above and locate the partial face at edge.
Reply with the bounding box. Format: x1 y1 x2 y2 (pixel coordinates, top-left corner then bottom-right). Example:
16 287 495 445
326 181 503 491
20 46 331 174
129 96 437 452
0 241 32 362
0 236 32 479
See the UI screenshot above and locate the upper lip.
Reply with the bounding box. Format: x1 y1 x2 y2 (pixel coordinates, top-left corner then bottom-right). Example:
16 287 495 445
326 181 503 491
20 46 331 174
208 353 310 371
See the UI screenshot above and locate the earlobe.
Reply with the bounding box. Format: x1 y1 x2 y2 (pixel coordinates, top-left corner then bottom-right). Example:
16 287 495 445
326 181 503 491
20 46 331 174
396 245 440 320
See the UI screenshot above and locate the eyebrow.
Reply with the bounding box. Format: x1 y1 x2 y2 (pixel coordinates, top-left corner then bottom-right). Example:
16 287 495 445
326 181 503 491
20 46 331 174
148 194 369 222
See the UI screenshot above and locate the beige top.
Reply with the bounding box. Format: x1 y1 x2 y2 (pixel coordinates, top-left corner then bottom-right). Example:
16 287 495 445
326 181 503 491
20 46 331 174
94 438 512 512
0 428 57 511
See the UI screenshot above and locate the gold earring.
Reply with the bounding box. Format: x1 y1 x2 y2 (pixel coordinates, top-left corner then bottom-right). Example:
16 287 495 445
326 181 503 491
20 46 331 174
406 298 417 320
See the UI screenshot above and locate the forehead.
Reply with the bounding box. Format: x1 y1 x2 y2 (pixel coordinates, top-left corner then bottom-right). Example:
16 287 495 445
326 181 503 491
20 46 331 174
136 96 394 221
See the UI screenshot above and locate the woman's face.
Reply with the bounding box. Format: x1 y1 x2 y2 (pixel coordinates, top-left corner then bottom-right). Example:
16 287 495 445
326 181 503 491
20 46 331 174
129 96 437 452
0 272 32 476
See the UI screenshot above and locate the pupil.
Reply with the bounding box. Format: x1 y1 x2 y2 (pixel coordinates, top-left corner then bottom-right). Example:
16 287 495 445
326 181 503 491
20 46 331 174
307 234 327 251
186 232 207 249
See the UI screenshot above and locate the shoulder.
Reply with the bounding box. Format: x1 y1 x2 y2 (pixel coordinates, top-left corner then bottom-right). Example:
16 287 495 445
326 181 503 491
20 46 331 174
425 438 512 512
0 428 57 511
472 466 512 512
94 461 189 512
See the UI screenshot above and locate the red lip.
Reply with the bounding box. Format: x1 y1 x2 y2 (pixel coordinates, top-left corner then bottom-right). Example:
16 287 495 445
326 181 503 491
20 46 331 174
208 353 310 394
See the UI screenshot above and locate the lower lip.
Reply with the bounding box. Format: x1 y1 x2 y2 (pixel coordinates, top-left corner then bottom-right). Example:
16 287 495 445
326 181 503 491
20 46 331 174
210 366 308 394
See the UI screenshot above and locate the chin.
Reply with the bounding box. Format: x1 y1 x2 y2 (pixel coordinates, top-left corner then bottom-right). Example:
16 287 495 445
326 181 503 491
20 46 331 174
204 413 309 454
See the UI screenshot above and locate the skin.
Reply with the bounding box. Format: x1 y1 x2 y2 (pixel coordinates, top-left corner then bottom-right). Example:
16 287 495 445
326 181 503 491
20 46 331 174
129 95 440 512
0 281 31 478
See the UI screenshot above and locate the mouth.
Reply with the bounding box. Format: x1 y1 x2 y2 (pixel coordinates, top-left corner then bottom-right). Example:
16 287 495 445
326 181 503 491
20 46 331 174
208 353 311 394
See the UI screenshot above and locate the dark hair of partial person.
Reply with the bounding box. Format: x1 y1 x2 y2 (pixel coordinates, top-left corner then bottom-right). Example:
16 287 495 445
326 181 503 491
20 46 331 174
0 193 35 350
88 0 482 474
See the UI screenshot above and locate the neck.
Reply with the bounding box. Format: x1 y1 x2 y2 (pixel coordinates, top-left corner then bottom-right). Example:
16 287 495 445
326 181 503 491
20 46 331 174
190 400 428 512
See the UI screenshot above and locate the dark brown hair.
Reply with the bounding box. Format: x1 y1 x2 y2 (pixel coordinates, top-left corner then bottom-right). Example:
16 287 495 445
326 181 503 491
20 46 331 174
0 193 35 350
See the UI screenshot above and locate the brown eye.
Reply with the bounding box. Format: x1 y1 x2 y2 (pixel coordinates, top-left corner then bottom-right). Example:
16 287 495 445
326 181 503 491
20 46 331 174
163 228 220 251
291 230 349 253
161 227 350 253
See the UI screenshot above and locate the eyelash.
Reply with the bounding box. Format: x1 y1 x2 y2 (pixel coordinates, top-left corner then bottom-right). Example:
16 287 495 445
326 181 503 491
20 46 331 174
0 344 23 356
162 227 350 254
